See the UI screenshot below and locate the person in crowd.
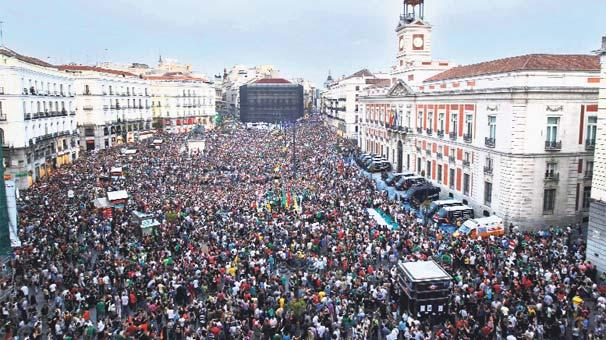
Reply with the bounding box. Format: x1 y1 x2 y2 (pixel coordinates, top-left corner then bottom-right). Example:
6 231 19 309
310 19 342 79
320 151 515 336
2 116 604 339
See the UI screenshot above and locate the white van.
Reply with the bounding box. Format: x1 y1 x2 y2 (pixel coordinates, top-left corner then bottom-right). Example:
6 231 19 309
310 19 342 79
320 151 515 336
453 216 505 239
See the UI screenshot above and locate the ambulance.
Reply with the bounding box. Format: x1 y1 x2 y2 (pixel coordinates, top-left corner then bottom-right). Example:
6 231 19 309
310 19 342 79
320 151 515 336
452 216 504 239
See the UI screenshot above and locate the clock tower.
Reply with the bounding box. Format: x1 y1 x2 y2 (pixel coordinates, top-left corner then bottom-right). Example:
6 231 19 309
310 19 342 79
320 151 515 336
396 0 432 68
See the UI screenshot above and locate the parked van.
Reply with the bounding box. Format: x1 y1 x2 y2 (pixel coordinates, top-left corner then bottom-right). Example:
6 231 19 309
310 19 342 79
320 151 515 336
357 154 374 166
425 199 463 218
363 157 385 170
453 216 505 239
395 175 426 191
368 161 392 173
434 205 475 233
401 184 440 206
385 172 415 187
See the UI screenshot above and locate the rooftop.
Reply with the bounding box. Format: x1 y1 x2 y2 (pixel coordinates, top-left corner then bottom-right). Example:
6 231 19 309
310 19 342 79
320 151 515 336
58 65 137 77
343 68 374 80
0 47 53 68
254 78 292 84
425 54 600 82
144 72 205 81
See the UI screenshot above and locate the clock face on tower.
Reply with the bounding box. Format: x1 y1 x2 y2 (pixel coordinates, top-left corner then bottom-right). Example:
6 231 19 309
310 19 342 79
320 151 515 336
412 34 424 50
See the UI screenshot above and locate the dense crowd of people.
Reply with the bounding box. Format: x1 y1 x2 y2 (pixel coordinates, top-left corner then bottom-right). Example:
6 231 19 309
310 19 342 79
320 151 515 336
1 117 605 339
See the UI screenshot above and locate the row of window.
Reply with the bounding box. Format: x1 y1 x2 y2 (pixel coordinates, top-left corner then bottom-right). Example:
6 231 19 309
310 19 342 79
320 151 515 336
85 84 148 97
367 107 599 148
22 100 73 115
367 138 593 216
21 78 71 97
150 99 213 107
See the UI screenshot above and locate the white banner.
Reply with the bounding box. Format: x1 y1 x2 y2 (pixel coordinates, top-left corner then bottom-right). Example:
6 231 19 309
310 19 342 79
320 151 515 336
5 180 21 247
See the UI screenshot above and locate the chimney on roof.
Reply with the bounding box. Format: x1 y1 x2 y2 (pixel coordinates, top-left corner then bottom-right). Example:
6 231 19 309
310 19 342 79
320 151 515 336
602 35 606 50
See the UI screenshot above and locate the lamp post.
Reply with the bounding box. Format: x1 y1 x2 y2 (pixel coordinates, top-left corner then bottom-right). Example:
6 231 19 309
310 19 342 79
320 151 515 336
291 121 297 179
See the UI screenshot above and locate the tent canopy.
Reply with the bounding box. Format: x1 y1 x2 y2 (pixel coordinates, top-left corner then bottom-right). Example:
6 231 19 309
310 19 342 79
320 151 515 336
107 190 129 201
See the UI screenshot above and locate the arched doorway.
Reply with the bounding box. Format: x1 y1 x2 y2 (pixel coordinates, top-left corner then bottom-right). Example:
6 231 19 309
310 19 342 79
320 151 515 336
397 140 403 172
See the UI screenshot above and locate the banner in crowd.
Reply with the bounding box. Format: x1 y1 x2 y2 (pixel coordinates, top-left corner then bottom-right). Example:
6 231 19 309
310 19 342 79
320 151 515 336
5 180 20 248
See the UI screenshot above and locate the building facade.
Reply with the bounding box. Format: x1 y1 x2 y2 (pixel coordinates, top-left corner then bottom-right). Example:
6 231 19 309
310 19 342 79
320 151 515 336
321 69 391 145
59 65 154 151
587 36 606 273
0 48 80 189
0 47 218 188
239 78 304 123
147 75 215 133
359 0 600 229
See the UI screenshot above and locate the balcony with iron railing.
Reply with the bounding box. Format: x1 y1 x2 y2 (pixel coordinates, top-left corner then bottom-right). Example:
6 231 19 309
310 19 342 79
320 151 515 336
437 152 443 160
437 130 444 138
484 166 493 175
24 113 31 120
0 113 6 121
545 140 562 151
426 149 431 156
449 132 457 141
544 172 560 182
464 133 472 143
449 155 455 163
585 171 593 180
416 127 423 134
426 128 433 135
462 160 470 168
485 137 496 148
586 138 596 151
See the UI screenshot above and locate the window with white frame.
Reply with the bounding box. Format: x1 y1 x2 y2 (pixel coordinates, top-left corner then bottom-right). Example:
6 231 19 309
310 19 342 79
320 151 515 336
546 117 559 142
546 162 557 178
587 116 597 145
465 114 473 136
488 116 497 139
451 113 458 133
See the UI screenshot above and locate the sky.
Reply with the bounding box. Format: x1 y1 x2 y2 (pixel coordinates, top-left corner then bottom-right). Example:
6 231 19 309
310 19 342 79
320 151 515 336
2 0 605 85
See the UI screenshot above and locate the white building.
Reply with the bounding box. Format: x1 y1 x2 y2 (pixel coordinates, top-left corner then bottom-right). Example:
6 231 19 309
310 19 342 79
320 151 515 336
146 74 216 133
587 36 606 273
359 0 600 229
321 69 391 145
0 48 79 189
58 65 154 150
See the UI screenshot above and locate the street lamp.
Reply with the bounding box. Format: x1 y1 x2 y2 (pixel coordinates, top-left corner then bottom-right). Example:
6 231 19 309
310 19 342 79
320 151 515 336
291 121 297 179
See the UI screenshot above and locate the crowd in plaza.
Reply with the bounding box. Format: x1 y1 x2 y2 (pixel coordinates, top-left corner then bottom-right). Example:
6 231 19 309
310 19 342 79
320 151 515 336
1 116 605 339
